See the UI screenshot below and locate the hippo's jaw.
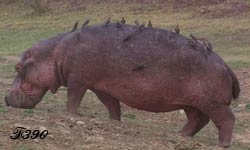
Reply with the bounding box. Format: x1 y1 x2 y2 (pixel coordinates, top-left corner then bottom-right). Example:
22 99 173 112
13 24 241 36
5 87 47 109
5 95 37 109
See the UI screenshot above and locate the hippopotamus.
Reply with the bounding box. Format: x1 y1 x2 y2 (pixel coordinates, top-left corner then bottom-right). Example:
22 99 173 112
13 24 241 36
5 19 240 148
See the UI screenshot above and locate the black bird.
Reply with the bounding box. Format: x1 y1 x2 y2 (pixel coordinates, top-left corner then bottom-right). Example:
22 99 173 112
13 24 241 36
174 24 180 34
81 19 89 29
188 40 196 48
138 24 145 31
134 19 140 26
206 42 213 51
104 18 111 26
190 34 198 42
147 21 153 27
71 21 79 32
121 17 126 24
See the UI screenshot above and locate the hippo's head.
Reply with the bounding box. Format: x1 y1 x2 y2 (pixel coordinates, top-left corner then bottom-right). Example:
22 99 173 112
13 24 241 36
5 22 81 109
5 40 61 109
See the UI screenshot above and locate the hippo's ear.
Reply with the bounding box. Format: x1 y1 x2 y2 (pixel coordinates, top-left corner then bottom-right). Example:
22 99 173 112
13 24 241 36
15 53 34 73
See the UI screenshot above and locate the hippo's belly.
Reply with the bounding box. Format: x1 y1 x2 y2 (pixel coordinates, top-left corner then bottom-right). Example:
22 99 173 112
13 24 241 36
119 96 182 112
94 76 186 112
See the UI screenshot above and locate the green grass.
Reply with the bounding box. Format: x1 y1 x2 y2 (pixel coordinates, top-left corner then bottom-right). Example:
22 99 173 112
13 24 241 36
122 113 137 120
0 3 249 149
245 103 250 111
1 2 249 125
0 63 16 79
0 2 250 69
23 109 34 115
0 105 6 113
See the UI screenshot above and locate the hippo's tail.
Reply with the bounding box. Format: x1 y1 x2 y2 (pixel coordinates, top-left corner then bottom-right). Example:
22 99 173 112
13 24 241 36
228 67 240 100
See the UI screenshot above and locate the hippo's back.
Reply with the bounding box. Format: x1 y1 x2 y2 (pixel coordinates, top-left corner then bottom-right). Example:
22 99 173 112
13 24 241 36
75 23 210 76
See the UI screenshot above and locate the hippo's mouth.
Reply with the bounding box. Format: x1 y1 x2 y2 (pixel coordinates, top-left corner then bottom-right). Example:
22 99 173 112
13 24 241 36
5 89 47 109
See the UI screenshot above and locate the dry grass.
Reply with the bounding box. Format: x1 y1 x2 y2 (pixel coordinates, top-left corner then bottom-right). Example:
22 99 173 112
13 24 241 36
0 1 250 150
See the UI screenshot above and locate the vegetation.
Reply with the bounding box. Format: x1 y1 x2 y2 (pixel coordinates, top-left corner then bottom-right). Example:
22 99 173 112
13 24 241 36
0 1 250 150
0 0 250 70
245 103 250 111
23 109 34 115
123 113 137 120
0 106 6 113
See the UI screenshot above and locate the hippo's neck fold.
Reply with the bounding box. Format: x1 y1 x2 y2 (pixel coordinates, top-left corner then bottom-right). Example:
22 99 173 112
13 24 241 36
53 32 77 87
50 32 72 88
54 56 67 87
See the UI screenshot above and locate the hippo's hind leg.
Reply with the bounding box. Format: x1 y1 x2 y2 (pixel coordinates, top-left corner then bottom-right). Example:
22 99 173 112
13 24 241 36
197 103 235 148
94 90 121 121
180 107 210 137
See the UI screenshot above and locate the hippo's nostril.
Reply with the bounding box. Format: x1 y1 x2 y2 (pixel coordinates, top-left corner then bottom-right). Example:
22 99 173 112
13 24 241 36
5 96 9 106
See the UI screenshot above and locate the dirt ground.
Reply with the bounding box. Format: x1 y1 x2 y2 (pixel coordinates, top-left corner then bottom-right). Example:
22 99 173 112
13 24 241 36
0 55 249 150
0 0 250 149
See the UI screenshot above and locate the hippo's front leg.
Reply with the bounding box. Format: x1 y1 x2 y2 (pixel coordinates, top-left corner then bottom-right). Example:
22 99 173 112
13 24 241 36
67 81 87 113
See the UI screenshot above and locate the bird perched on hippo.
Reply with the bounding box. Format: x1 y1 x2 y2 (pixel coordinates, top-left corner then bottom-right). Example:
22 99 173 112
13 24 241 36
5 18 240 148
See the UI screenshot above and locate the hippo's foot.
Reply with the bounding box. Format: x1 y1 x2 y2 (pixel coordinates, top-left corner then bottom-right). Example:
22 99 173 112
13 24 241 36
193 103 234 148
180 107 210 137
217 119 234 148
218 142 230 148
